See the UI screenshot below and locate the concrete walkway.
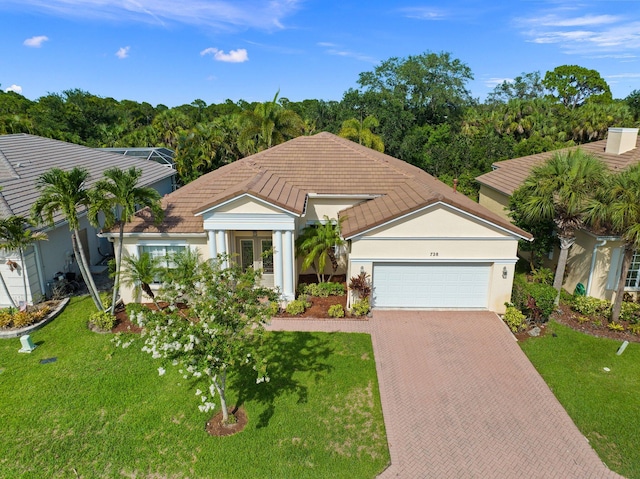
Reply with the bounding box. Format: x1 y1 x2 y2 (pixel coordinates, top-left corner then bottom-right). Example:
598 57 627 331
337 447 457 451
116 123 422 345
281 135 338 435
268 311 623 478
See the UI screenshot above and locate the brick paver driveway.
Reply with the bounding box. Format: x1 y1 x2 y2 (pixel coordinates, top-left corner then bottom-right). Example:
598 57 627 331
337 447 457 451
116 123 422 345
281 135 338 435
268 311 622 478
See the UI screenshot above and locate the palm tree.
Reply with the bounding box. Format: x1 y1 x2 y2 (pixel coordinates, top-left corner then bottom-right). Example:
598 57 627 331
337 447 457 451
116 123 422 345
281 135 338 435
587 164 640 322
119 252 163 308
89 167 164 314
296 216 346 283
31 167 104 311
0 216 47 308
515 149 606 301
238 92 304 155
338 115 385 152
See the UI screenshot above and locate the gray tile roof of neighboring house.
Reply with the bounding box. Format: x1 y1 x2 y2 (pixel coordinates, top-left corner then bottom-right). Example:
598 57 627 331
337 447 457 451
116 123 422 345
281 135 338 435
0 134 177 224
124 132 531 239
476 136 640 196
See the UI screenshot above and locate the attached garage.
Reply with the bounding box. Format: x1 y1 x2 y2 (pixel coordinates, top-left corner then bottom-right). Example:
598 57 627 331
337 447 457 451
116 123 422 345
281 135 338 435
373 263 490 309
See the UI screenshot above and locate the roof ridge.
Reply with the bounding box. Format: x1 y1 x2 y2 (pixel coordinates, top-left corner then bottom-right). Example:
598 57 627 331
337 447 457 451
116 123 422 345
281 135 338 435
0 146 20 180
325 134 420 180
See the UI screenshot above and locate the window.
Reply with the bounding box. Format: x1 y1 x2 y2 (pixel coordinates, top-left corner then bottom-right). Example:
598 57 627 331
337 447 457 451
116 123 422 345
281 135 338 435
625 251 640 289
139 245 186 282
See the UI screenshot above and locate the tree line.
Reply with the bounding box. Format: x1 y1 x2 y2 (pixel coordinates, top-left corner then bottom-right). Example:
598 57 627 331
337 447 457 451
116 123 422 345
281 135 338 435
2 52 639 193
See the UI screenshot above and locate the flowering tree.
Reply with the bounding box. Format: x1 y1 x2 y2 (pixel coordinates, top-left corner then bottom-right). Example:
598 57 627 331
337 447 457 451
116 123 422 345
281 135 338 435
127 255 279 425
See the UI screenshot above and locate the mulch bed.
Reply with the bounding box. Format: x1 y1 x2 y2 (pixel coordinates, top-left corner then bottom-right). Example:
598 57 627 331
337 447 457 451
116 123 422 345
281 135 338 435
515 303 639 343
205 406 248 436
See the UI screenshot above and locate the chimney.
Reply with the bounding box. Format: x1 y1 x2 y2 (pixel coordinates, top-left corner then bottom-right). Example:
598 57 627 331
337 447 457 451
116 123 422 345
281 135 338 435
605 127 639 155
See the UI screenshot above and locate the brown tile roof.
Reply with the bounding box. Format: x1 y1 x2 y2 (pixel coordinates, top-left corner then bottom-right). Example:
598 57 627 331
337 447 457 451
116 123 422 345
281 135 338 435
0 134 176 224
125 132 531 239
476 135 640 196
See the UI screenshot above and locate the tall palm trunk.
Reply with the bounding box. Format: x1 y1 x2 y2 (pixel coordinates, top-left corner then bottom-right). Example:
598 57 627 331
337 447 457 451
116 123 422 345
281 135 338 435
111 222 125 313
72 231 103 311
18 248 29 308
0 271 17 308
552 235 575 304
611 246 634 323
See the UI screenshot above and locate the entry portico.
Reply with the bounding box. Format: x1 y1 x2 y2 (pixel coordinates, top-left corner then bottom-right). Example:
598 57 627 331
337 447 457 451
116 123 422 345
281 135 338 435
197 193 298 301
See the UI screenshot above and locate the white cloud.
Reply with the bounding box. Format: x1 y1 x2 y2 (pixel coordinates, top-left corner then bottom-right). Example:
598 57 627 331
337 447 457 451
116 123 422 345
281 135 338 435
607 73 640 79
116 46 130 59
517 5 640 55
201 47 249 63
400 7 447 21
23 35 49 47
9 1 302 32
485 78 513 88
4 84 22 94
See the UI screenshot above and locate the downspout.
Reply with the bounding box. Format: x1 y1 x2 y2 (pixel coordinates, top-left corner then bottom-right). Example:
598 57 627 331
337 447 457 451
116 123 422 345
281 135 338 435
586 238 610 296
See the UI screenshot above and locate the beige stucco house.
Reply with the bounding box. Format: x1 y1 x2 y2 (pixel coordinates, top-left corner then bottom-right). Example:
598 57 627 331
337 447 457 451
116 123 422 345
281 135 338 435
476 127 640 301
110 132 531 314
0 134 177 307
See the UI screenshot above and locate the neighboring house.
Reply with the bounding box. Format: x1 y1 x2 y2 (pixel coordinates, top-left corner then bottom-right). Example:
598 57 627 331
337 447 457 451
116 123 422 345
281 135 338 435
476 127 640 301
109 132 530 314
0 133 177 307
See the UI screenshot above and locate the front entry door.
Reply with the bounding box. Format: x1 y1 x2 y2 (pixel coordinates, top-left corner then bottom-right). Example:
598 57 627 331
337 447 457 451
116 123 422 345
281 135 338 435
238 237 274 275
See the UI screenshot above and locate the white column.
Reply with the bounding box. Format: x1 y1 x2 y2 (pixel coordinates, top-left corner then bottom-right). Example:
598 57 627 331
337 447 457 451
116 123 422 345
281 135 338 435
273 230 284 295
216 230 227 267
208 230 217 260
283 230 295 300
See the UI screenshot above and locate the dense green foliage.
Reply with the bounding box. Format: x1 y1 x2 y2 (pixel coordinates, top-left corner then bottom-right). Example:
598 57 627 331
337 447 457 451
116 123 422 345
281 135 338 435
0 297 389 478
1 55 636 192
521 322 640 478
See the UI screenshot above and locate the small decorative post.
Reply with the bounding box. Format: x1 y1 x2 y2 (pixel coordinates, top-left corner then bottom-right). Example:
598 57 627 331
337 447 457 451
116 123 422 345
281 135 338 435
18 334 37 353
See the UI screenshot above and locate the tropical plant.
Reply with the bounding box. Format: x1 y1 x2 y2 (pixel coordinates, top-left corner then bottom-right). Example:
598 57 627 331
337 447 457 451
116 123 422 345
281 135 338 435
89 167 163 314
296 216 346 283
119 252 163 308
0 216 47 308
31 167 103 311
513 149 606 301
237 91 304 155
586 164 640 322
338 115 384 151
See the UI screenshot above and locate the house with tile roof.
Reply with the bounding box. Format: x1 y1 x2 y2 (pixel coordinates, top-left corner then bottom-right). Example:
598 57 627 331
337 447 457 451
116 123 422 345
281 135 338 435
109 132 531 313
0 133 177 307
476 127 640 301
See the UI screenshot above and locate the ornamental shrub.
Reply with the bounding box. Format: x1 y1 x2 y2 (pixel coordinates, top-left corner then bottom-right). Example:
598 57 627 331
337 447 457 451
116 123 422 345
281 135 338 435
511 273 529 312
328 304 345 318
349 272 372 300
607 322 625 332
90 311 116 331
285 298 310 315
351 298 370 317
303 282 345 297
503 306 527 333
524 282 557 322
572 296 611 317
619 301 640 324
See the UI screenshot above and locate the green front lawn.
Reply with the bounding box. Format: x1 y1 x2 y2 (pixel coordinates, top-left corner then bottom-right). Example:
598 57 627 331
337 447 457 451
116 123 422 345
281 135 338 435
0 297 389 479
521 321 640 479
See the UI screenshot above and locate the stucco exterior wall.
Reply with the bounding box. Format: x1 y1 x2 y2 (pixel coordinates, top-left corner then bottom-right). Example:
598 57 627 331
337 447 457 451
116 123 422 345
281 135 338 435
349 205 520 314
214 196 285 215
117 235 208 304
303 197 366 224
478 185 511 222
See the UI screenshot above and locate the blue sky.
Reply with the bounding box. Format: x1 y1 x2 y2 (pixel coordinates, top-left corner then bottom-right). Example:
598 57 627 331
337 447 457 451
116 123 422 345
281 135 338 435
1 0 639 107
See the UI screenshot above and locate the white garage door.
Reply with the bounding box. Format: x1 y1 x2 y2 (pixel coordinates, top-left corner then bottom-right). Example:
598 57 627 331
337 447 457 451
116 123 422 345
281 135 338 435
373 263 490 309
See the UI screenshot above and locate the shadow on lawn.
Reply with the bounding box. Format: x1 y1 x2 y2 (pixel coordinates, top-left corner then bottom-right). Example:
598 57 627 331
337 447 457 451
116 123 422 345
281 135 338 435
232 331 334 429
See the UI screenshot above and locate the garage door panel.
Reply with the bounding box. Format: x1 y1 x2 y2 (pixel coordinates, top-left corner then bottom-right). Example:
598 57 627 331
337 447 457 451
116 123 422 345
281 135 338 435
373 263 489 309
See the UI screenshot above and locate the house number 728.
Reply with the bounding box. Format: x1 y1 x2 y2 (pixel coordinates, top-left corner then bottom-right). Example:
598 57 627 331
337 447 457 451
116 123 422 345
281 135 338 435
430 252 439 257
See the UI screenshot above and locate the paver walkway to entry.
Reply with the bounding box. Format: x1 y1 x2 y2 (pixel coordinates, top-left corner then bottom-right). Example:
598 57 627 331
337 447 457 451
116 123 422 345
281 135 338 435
268 311 622 478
